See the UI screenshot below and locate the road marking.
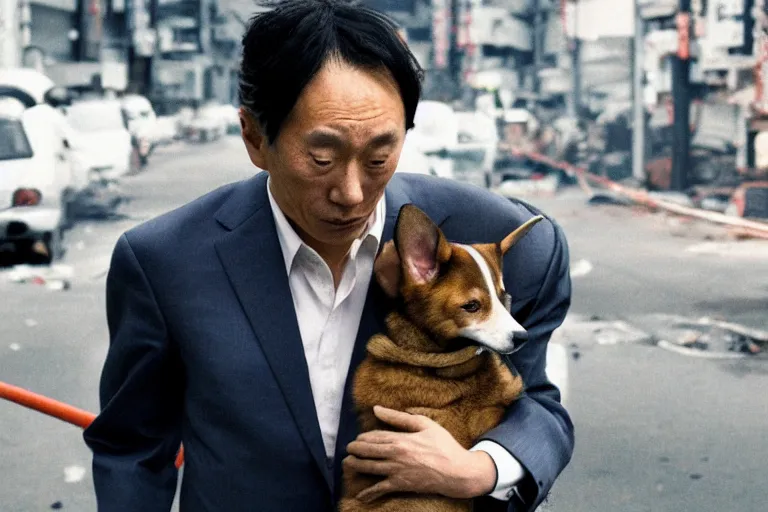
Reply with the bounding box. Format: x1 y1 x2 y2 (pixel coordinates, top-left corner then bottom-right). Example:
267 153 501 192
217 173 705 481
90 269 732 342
570 259 593 278
64 465 87 483
685 240 768 258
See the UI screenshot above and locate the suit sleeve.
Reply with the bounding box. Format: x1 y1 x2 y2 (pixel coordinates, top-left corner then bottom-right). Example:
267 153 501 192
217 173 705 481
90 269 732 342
83 233 184 512
477 217 574 511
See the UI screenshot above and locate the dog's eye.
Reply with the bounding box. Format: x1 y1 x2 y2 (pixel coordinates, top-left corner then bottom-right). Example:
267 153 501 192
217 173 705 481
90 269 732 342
461 300 481 313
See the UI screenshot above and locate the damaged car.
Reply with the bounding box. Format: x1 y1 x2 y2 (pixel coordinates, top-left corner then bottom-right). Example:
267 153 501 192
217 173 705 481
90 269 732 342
0 97 72 263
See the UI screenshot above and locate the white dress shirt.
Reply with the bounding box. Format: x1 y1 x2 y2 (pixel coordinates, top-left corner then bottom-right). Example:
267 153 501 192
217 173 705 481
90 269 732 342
266 179 525 502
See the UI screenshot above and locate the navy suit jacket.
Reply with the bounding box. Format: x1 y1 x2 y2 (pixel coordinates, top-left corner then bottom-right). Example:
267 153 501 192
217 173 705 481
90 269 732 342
83 172 574 512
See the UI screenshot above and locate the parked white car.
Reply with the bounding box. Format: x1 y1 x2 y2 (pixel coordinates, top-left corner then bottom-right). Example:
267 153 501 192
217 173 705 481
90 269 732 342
0 98 72 262
184 104 226 143
154 115 181 144
63 99 134 181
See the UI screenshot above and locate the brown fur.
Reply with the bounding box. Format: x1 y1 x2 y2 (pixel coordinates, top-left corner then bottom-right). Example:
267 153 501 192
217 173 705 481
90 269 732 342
338 313 524 512
339 205 541 512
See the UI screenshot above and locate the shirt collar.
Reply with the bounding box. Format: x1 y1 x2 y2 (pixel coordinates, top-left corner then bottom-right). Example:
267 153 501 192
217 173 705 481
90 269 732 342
266 176 387 274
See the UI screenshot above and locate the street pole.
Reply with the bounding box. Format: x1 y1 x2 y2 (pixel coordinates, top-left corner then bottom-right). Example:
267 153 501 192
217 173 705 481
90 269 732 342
670 0 691 191
448 0 461 101
0 0 18 68
632 0 646 182
569 0 582 117
533 0 543 98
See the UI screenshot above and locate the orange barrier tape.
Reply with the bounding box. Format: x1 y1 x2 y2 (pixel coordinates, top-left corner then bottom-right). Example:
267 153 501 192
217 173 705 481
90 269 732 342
0 381 184 469
504 147 768 235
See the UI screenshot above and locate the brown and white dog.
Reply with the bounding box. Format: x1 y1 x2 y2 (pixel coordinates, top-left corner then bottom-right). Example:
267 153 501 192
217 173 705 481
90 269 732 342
339 204 543 512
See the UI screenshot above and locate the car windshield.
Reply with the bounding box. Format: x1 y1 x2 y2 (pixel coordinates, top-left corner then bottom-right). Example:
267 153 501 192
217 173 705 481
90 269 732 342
67 102 126 132
450 149 487 173
0 118 33 161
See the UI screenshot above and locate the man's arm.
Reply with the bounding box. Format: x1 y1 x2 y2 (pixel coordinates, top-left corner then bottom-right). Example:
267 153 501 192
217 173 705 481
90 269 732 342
476 216 575 510
83 233 184 512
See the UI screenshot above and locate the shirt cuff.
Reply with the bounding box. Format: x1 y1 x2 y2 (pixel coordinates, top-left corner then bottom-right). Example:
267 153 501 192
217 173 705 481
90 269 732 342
470 440 526 502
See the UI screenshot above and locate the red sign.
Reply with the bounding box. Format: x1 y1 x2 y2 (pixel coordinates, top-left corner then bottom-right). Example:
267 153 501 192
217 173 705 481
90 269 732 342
676 12 690 60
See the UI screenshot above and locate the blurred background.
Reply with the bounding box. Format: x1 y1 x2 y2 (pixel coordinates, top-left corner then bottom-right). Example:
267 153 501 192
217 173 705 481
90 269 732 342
1 0 768 511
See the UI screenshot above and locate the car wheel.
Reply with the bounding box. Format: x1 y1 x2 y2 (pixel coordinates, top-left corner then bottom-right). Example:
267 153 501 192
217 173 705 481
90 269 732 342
61 190 76 230
46 227 65 264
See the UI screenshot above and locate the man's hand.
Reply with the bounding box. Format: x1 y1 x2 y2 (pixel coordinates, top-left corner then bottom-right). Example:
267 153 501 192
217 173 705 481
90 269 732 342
343 405 497 503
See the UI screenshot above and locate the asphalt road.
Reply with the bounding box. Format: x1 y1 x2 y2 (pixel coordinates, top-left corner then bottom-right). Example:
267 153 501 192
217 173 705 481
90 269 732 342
1 138 767 511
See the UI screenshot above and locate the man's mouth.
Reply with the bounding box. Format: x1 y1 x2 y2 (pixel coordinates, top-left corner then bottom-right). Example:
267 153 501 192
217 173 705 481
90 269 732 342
325 217 367 227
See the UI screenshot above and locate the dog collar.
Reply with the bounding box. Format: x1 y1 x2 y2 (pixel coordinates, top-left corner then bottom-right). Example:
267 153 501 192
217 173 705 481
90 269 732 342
366 334 481 369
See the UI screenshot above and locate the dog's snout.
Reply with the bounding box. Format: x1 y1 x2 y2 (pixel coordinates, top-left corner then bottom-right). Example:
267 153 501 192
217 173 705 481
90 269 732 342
502 330 529 354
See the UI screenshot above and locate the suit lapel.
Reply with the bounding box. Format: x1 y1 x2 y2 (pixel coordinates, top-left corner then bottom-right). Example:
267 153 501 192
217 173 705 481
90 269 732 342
212 173 447 498
214 174 332 489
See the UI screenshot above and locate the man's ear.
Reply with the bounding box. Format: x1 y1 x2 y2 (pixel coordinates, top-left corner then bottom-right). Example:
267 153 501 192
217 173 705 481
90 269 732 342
395 204 451 286
239 107 269 170
374 241 401 298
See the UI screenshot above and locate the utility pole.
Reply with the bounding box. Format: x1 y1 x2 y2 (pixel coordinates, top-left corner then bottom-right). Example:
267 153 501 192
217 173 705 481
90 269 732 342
448 0 461 100
532 0 543 97
568 0 582 117
0 0 20 68
670 0 691 191
632 0 646 182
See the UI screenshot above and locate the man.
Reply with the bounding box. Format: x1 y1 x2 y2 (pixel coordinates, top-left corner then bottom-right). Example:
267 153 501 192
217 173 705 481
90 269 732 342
83 0 574 510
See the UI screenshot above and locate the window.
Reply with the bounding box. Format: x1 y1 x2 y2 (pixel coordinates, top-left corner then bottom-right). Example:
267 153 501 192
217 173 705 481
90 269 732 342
0 118 34 161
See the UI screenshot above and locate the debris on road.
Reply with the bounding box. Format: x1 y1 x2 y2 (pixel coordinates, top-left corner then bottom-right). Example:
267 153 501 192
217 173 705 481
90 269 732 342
3 264 73 291
586 191 634 206
550 315 653 348
24 319 38 328
496 174 561 198
9 343 21 351
642 314 767 358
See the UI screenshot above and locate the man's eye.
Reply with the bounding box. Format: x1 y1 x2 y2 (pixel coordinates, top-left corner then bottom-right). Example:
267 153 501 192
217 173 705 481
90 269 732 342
312 157 332 167
368 156 389 168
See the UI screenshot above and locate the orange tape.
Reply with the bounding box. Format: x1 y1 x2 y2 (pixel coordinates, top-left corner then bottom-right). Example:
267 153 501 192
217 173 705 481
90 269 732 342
0 381 184 469
503 147 768 234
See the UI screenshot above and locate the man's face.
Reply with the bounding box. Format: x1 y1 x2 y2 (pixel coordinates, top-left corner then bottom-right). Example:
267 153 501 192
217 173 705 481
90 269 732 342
241 59 406 251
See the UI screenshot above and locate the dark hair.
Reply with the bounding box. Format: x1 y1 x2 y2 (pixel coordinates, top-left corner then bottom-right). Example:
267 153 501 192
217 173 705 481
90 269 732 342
239 0 423 144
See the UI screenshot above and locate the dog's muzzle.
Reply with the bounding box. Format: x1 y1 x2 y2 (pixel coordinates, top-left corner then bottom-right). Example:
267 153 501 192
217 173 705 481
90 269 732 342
500 330 529 355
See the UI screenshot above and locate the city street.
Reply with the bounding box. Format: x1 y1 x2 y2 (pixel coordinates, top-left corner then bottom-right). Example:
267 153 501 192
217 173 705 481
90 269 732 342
1 139 767 511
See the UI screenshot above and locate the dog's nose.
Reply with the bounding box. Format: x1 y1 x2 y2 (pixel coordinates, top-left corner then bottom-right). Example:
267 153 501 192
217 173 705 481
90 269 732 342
513 330 528 343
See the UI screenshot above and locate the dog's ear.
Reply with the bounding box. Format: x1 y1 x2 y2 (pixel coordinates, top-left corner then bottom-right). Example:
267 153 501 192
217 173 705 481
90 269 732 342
374 240 401 298
395 204 451 286
500 215 545 255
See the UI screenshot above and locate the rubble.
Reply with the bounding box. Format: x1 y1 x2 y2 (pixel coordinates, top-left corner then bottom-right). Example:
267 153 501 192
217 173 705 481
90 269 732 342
4 264 73 291
641 314 767 358
496 174 560 198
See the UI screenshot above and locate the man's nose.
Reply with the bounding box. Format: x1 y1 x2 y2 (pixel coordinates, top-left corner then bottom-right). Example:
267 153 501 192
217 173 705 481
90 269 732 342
330 166 364 206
